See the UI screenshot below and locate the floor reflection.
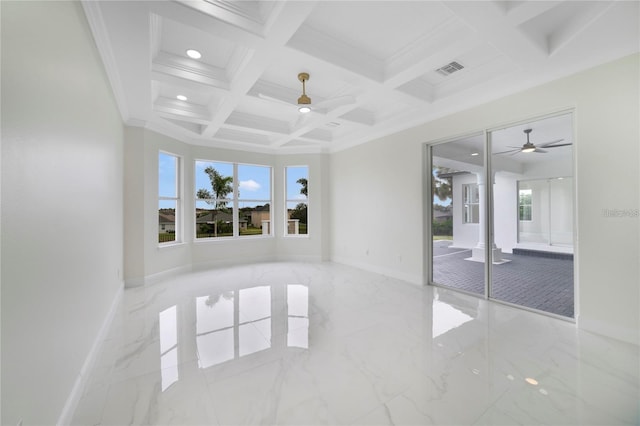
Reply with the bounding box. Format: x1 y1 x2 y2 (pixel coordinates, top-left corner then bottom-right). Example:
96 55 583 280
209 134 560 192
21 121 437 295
287 284 309 349
167 284 311 380
432 293 474 338
72 264 639 426
159 305 179 391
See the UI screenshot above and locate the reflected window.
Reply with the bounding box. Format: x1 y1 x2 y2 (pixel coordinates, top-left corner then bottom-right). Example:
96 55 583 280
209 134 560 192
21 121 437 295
519 189 532 221
195 285 309 369
239 286 271 356
159 305 179 391
432 297 473 338
287 285 309 348
196 293 235 368
462 183 479 223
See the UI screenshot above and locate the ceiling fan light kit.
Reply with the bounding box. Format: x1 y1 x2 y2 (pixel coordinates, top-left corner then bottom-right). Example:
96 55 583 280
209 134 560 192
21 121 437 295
521 129 535 153
493 128 571 156
297 72 311 113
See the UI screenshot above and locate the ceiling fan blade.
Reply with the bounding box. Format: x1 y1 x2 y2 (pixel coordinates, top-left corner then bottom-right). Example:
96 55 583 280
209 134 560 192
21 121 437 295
494 148 520 155
538 138 565 148
544 143 572 148
258 93 293 107
315 95 356 110
533 148 548 153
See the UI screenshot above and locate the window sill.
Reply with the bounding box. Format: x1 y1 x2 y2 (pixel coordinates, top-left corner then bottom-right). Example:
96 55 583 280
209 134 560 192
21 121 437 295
158 241 185 249
193 235 275 243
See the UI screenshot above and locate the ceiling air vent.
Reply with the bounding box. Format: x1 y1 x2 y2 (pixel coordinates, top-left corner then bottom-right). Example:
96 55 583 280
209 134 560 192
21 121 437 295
435 61 464 76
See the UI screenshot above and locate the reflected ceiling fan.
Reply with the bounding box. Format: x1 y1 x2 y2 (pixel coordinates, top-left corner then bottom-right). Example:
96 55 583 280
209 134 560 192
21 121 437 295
495 128 572 155
259 72 356 115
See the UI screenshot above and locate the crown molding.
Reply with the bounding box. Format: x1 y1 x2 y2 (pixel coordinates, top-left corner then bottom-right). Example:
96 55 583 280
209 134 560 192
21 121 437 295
81 1 130 122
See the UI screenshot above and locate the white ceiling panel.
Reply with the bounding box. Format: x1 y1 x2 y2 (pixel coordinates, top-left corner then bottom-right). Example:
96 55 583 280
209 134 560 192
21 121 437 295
81 0 639 154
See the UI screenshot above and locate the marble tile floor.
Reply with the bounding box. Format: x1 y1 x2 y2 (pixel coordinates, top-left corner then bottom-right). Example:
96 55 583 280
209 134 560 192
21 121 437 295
71 262 639 425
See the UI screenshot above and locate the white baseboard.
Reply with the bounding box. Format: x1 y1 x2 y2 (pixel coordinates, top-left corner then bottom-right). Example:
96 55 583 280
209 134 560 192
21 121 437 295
578 316 640 346
127 257 300 288
57 282 124 425
331 256 424 287
124 265 192 288
276 254 322 263
143 265 192 286
190 255 279 273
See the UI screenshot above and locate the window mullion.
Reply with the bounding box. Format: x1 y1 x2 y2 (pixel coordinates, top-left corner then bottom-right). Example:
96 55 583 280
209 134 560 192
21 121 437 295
233 163 239 237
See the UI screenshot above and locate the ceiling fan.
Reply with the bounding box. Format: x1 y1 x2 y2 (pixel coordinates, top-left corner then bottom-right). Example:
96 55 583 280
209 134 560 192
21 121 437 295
259 72 356 115
495 128 572 155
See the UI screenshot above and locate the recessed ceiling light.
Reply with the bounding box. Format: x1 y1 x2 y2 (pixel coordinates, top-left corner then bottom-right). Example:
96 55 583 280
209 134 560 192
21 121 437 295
176 95 187 101
186 49 201 59
471 152 479 156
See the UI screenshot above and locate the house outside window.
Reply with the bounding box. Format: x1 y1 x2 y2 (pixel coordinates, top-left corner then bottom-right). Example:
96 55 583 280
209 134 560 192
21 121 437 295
462 183 479 224
159 152 180 244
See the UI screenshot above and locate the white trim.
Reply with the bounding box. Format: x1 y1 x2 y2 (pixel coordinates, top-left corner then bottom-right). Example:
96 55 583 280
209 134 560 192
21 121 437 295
276 254 322 263
80 1 129 122
578 316 639 346
191 255 278 273
57 283 124 425
331 256 423 287
125 264 192 288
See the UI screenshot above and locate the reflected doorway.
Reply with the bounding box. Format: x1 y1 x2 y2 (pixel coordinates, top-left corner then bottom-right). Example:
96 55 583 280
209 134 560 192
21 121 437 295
430 134 485 296
428 113 575 318
489 114 574 317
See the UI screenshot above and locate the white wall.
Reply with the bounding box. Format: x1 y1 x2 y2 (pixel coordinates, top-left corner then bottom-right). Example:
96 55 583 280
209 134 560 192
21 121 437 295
493 174 518 253
330 135 425 284
1 2 124 425
123 130 330 285
330 54 640 344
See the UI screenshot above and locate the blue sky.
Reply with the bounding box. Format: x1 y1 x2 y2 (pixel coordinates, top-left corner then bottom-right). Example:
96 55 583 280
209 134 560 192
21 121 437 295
159 153 308 209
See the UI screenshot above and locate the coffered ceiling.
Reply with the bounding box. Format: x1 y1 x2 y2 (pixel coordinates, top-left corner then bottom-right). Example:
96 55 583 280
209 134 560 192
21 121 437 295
82 1 639 154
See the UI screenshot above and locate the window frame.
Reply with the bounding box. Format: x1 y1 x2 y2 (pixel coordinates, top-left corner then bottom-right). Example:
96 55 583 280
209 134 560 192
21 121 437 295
284 165 309 237
237 163 273 238
462 183 479 224
194 159 273 241
518 188 533 222
158 151 182 245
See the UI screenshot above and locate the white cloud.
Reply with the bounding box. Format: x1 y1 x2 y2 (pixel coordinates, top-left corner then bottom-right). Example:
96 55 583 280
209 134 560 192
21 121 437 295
239 179 261 191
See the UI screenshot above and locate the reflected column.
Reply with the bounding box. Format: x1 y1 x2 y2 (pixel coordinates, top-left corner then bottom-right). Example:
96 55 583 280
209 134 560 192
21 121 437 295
469 172 504 263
